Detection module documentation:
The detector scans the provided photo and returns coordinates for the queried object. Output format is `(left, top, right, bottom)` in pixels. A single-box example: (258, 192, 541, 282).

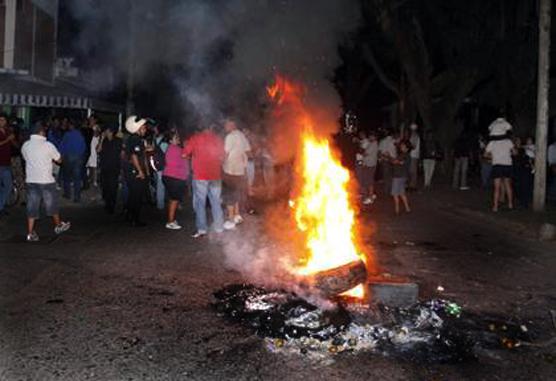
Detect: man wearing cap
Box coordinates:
(21, 123, 71, 242)
(97, 125, 123, 214)
(125, 116, 149, 227)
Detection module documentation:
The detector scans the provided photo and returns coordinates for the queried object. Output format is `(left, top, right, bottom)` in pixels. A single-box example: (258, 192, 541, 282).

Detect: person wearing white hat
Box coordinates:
(124, 115, 149, 227)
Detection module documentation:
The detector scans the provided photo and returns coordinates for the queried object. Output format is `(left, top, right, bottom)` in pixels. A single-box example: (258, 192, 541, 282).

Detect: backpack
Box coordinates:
(150, 141, 166, 172)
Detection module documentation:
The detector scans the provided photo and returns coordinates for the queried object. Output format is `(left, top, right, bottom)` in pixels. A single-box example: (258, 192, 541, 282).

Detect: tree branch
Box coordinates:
(362, 44, 400, 97)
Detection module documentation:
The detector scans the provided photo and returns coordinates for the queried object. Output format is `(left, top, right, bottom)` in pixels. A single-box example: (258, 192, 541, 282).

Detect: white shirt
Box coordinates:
(21, 134, 61, 184)
(361, 139, 378, 167)
(409, 132, 420, 159)
(548, 142, 556, 165)
(485, 139, 514, 166)
(488, 118, 512, 137)
(223, 129, 251, 176)
(87, 135, 100, 167)
(378, 136, 397, 159)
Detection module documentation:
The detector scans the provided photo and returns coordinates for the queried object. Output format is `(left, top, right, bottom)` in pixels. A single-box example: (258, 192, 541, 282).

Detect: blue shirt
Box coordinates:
(60, 129, 86, 157)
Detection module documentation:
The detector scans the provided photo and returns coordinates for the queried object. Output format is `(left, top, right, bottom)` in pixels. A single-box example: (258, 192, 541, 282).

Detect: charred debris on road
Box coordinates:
(212, 283, 537, 363)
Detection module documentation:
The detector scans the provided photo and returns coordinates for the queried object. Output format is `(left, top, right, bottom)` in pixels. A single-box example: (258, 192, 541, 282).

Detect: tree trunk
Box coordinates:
(533, 0, 552, 212)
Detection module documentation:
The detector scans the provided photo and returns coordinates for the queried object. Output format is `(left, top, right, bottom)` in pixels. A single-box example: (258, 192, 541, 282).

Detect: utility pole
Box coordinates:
(126, 0, 136, 116)
(533, 0, 552, 212)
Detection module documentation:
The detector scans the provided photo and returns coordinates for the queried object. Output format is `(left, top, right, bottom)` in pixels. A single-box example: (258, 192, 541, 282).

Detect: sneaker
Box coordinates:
(26, 231, 39, 242)
(459, 186, 470, 191)
(233, 215, 244, 224)
(191, 230, 207, 238)
(214, 228, 224, 234)
(54, 221, 71, 235)
(165, 221, 182, 230)
(362, 197, 372, 205)
(223, 220, 236, 230)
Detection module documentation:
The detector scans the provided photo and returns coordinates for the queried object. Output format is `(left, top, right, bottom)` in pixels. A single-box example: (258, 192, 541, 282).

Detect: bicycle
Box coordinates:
(6, 178, 22, 207)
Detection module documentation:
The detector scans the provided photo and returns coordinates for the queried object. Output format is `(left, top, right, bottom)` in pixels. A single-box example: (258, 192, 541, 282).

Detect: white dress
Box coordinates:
(87, 136, 99, 168)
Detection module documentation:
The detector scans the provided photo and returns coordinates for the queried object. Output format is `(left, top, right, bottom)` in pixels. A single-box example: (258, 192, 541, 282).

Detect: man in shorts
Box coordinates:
(222, 119, 251, 230)
(21, 123, 71, 242)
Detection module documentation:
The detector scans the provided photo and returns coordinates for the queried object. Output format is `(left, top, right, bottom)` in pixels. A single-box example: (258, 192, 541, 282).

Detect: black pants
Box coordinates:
(101, 170, 119, 212)
(127, 177, 147, 223)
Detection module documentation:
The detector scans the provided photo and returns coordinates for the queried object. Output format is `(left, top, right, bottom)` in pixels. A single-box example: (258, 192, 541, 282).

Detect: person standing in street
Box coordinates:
(0, 113, 17, 217)
(421, 131, 442, 188)
(182, 122, 225, 238)
(408, 123, 421, 191)
(87, 125, 101, 187)
(124, 116, 149, 227)
(485, 133, 515, 212)
(222, 119, 251, 230)
(378, 129, 397, 194)
(391, 140, 411, 215)
(356, 131, 378, 204)
(452, 132, 472, 190)
(21, 123, 71, 242)
(97, 125, 122, 214)
(60, 120, 86, 202)
(163, 132, 189, 230)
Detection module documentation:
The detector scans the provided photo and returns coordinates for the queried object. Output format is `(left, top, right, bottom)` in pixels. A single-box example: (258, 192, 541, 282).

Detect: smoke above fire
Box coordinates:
(66, 0, 360, 133)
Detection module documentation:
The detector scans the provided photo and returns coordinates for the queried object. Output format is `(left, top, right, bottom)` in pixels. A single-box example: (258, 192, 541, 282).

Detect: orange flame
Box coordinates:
(267, 74, 367, 299)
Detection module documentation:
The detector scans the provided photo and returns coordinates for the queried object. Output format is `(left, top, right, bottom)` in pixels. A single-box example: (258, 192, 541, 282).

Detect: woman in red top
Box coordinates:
(162, 132, 189, 230)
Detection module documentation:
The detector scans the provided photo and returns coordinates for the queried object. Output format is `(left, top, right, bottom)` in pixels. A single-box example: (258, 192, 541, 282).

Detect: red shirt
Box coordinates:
(0, 128, 12, 166)
(182, 130, 224, 180)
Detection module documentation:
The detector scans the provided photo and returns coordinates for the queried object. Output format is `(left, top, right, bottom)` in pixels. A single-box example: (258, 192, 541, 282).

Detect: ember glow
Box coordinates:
(267, 75, 367, 298)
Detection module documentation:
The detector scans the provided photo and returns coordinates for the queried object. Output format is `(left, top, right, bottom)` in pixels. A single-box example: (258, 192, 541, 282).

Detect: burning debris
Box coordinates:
(213, 284, 533, 363)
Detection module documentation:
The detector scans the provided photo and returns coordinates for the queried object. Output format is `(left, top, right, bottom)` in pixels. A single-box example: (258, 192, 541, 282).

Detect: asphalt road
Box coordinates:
(1, 191, 555, 380)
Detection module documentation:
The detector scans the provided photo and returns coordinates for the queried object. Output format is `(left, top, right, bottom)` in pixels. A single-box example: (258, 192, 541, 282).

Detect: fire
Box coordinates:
(267, 75, 367, 299)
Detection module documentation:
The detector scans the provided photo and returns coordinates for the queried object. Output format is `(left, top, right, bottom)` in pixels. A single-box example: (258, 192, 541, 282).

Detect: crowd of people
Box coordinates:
(352, 115, 556, 214)
(0, 112, 276, 241)
(2, 110, 556, 241)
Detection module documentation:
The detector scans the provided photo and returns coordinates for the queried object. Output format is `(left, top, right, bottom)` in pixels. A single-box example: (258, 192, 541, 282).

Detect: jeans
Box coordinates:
(0, 166, 12, 211)
(63, 155, 83, 201)
(192, 179, 224, 232)
(422, 159, 436, 187)
(156, 171, 165, 210)
(26, 182, 59, 218)
(452, 157, 469, 189)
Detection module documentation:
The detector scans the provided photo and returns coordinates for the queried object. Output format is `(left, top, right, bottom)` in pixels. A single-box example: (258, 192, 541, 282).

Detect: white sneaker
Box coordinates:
(165, 221, 182, 230)
(362, 197, 372, 205)
(191, 230, 207, 238)
(460, 186, 470, 191)
(26, 231, 39, 242)
(54, 221, 71, 235)
(223, 220, 236, 230)
(233, 215, 244, 224)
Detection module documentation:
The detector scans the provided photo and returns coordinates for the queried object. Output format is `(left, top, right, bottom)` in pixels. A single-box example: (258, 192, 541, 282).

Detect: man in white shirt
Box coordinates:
(378, 130, 397, 193)
(21, 123, 71, 242)
(485, 137, 515, 212)
(222, 119, 251, 230)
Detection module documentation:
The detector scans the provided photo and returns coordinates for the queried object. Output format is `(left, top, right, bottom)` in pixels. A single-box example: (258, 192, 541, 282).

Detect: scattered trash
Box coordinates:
(445, 302, 462, 318)
(213, 284, 531, 363)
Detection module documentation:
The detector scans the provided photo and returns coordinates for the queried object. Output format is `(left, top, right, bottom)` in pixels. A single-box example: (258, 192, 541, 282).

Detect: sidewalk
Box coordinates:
(419, 183, 556, 240)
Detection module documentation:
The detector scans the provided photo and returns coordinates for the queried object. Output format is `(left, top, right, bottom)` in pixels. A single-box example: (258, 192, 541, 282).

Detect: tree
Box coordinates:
(533, 0, 552, 212)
